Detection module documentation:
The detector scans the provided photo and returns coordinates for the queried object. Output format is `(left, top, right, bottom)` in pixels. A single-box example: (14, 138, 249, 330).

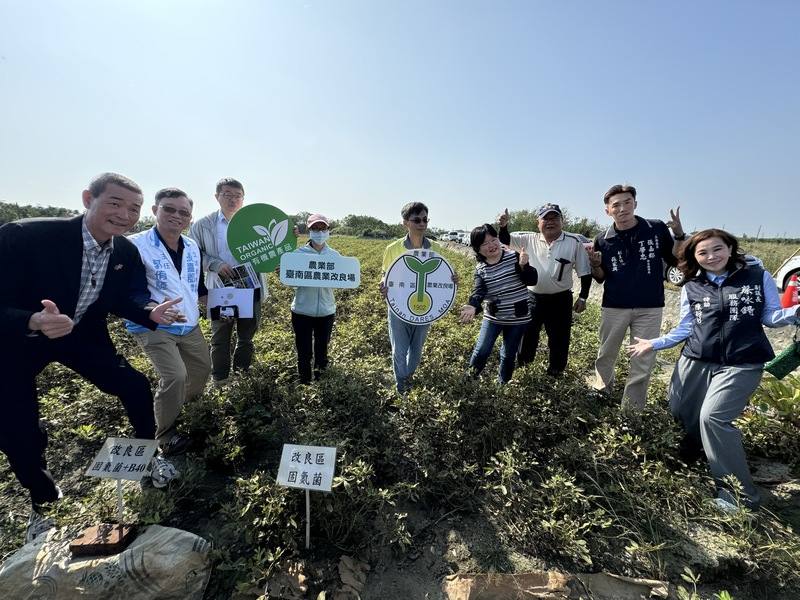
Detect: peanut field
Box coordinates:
(2, 236, 800, 599)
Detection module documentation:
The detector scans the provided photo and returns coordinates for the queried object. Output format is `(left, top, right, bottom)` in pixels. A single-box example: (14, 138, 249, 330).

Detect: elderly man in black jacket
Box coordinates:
(0, 172, 182, 542)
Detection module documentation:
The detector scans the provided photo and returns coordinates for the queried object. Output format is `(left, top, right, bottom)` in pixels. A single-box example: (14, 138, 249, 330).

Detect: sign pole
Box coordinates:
(72, 437, 158, 557)
(305, 489, 311, 550)
(275, 444, 337, 552)
(116, 479, 125, 540)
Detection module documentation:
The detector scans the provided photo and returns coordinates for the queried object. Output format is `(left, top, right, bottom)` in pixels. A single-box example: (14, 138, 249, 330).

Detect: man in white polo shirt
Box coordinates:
(498, 204, 592, 376)
(127, 188, 211, 456)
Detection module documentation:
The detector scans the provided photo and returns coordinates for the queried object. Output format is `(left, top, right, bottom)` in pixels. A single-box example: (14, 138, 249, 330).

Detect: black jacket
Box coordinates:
(0, 215, 156, 341)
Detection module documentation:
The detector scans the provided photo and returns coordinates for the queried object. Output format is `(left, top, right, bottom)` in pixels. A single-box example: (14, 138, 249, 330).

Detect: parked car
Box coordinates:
(774, 248, 800, 291)
(445, 231, 460, 242)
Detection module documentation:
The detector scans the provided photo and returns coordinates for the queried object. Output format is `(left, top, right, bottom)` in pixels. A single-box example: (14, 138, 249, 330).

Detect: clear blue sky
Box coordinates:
(1, 0, 798, 237)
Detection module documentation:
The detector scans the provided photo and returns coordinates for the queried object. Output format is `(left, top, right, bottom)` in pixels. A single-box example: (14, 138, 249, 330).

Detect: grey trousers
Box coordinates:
(668, 355, 763, 507)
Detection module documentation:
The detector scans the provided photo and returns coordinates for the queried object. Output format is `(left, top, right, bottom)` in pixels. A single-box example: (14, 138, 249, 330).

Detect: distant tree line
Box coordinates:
(4, 201, 793, 243)
(503, 208, 603, 239)
(0, 201, 79, 225)
(289, 212, 406, 239)
(740, 235, 800, 245)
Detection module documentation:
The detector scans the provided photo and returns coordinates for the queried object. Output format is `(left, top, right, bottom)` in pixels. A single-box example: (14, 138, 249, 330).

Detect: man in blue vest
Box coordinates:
(127, 188, 211, 457)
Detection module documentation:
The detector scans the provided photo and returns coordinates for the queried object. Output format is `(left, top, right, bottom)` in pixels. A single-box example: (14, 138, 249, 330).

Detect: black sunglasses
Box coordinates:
(408, 216, 429, 224)
(160, 205, 192, 219)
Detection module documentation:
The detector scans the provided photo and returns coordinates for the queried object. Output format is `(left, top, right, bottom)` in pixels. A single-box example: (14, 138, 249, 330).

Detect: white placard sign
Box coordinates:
(385, 250, 457, 324)
(85, 437, 158, 482)
(276, 444, 337, 492)
(279, 252, 361, 288)
(207, 287, 255, 319)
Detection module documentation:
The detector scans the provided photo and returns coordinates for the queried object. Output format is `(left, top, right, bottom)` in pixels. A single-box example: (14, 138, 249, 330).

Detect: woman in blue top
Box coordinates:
(291, 213, 340, 384)
(629, 229, 800, 512)
(460, 224, 538, 383)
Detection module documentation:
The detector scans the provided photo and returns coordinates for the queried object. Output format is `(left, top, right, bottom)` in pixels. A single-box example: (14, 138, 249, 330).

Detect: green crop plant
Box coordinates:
(2, 236, 800, 598)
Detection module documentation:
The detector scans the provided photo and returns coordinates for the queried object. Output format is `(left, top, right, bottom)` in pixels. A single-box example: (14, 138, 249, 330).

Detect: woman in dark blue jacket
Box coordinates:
(628, 229, 800, 512)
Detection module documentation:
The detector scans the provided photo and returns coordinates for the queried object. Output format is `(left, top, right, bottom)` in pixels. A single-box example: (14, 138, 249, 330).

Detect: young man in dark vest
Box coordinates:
(588, 184, 686, 410)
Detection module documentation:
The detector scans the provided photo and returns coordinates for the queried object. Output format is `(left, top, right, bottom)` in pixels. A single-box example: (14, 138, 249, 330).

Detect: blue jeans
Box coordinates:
(388, 310, 431, 392)
(469, 319, 527, 383)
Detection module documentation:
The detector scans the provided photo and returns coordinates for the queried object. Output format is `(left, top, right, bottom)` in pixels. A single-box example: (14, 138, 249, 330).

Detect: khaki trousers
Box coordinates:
(135, 326, 212, 443)
(593, 306, 663, 410)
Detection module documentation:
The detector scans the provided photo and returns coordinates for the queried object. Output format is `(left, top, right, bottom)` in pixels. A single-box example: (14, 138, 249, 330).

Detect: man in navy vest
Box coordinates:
(588, 184, 686, 410)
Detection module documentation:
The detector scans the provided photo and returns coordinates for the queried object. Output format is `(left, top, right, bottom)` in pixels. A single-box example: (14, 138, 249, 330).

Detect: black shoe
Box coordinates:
(678, 435, 704, 465)
(162, 433, 191, 457)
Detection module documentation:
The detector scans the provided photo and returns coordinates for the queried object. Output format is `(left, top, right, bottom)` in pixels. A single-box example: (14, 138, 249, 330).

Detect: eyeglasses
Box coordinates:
(160, 205, 192, 218)
(221, 192, 243, 201)
(407, 216, 429, 224)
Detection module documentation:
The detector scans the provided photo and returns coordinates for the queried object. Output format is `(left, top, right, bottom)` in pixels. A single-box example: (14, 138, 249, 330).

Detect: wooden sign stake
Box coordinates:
(305, 489, 311, 550)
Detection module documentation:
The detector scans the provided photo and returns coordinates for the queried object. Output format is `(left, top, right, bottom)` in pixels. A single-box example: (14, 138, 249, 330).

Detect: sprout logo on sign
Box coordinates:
(385, 250, 456, 324)
(227, 204, 298, 273)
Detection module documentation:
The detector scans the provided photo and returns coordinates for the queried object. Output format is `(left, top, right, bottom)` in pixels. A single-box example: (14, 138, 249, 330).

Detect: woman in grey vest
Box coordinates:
(628, 229, 800, 512)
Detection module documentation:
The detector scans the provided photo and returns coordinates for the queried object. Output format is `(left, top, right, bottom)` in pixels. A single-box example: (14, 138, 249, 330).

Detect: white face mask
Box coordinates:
(309, 230, 330, 244)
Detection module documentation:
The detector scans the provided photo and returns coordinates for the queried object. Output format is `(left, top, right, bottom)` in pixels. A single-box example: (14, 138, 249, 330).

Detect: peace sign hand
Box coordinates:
(667, 206, 685, 238)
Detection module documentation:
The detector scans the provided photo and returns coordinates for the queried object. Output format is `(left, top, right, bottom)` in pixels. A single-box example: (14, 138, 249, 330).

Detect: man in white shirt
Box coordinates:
(189, 178, 266, 384)
(498, 204, 592, 376)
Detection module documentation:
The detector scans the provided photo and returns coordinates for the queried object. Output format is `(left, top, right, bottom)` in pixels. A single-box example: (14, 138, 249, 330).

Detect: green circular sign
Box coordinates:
(226, 204, 298, 273)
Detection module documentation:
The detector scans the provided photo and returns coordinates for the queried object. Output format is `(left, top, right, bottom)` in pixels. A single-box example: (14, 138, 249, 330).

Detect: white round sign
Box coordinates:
(385, 250, 456, 324)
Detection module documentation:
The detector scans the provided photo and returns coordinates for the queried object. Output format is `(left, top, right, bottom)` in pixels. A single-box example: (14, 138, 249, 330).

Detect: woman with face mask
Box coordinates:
(290, 213, 339, 383)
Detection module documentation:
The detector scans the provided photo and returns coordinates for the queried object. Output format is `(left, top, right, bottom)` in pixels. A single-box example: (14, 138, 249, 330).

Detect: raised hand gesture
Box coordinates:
(667, 206, 685, 238)
(29, 299, 74, 339)
(587, 248, 603, 268)
(519, 248, 529, 267)
(497, 208, 509, 228)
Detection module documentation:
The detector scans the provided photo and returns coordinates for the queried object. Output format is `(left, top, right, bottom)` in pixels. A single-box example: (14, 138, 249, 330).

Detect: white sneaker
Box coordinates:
(712, 497, 742, 515)
(26, 485, 62, 543)
(148, 455, 180, 489)
(25, 509, 55, 543)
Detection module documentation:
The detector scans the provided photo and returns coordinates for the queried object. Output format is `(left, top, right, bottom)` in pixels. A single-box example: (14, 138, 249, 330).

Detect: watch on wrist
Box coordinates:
(674, 233, 687, 241)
